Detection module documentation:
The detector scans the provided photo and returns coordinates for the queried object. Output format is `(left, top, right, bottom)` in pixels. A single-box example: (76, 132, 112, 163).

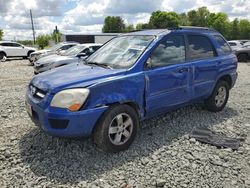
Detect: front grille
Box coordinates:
(49, 118, 69, 129)
(29, 84, 47, 100)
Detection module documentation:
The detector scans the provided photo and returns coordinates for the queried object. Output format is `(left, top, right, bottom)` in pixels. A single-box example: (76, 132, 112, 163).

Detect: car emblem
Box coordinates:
(30, 85, 36, 95)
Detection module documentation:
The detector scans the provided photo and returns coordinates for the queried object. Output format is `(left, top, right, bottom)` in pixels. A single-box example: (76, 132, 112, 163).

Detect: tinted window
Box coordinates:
(188, 35, 216, 60)
(0, 43, 12, 47)
(60, 45, 74, 50)
(11, 43, 21, 47)
(214, 36, 231, 55)
(92, 46, 101, 51)
(228, 42, 236, 46)
(151, 35, 186, 67)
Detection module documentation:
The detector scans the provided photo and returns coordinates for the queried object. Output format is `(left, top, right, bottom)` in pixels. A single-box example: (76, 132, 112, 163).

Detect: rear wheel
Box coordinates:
(93, 104, 139, 152)
(204, 81, 229, 112)
(0, 52, 7, 62)
(237, 53, 249, 62)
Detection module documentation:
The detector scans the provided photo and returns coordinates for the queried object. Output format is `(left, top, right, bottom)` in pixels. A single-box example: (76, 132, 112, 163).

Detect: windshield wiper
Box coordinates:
(85, 61, 113, 69)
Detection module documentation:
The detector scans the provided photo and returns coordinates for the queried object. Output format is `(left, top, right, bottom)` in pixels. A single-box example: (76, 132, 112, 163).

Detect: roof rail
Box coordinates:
(170, 26, 216, 31)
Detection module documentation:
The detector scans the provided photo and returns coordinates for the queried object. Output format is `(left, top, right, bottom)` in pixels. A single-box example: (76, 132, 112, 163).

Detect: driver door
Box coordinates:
(145, 34, 192, 115)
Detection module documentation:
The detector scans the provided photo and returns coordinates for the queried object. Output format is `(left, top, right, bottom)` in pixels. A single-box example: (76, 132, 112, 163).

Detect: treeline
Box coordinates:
(102, 7, 250, 40)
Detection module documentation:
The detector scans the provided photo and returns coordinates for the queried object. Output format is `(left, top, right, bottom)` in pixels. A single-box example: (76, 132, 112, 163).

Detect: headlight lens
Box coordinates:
(51, 88, 90, 111)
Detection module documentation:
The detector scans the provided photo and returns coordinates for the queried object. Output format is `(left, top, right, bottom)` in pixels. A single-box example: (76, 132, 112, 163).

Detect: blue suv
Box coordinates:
(26, 27, 238, 152)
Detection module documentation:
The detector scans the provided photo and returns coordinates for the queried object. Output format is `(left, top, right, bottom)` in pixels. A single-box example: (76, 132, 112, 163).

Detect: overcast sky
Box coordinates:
(0, 0, 249, 40)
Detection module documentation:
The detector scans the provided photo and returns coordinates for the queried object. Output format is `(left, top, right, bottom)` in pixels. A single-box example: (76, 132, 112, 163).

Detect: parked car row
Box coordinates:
(29, 42, 79, 64)
(34, 43, 102, 74)
(26, 27, 238, 152)
(228, 40, 250, 62)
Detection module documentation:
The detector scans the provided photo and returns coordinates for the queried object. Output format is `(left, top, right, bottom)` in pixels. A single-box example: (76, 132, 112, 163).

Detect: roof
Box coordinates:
(78, 43, 103, 47)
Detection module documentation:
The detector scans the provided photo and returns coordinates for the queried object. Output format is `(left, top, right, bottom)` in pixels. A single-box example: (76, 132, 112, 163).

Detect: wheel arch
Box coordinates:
(218, 74, 233, 89)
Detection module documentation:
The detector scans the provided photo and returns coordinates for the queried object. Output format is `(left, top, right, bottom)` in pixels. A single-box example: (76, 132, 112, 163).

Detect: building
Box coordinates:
(61, 33, 120, 44)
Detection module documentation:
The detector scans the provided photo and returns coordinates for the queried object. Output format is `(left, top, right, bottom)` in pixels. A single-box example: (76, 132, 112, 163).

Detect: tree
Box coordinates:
(102, 16, 126, 33)
(208, 13, 230, 39)
(124, 24, 135, 32)
(230, 19, 239, 40)
(149, 11, 180, 28)
(36, 34, 51, 49)
(179, 13, 190, 26)
(136, 23, 150, 30)
(188, 7, 210, 27)
(51, 26, 62, 43)
(0, 29, 3, 40)
(238, 19, 250, 39)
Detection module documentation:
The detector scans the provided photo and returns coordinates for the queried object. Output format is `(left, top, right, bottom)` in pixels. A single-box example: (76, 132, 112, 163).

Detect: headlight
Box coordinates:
(51, 88, 90, 111)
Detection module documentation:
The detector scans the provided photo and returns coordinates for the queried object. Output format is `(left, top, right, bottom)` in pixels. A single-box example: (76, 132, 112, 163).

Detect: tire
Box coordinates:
(0, 52, 7, 62)
(93, 104, 139, 153)
(204, 80, 229, 112)
(237, 53, 249, 62)
(25, 51, 33, 59)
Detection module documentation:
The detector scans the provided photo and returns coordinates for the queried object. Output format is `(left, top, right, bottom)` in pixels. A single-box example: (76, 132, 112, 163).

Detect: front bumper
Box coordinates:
(26, 92, 108, 137)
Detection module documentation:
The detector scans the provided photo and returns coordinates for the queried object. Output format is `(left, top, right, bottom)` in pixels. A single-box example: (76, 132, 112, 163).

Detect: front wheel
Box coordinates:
(204, 81, 229, 112)
(0, 53, 7, 62)
(93, 104, 139, 153)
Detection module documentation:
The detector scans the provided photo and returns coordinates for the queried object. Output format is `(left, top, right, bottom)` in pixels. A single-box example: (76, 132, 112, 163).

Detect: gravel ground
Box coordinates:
(0, 59, 250, 188)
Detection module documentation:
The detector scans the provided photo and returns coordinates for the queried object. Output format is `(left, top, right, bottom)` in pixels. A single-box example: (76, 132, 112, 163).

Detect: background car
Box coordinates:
(29, 42, 78, 64)
(33, 43, 102, 74)
(228, 40, 243, 50)
(0, 41, 36, 62)
(233, 45, 250, 62)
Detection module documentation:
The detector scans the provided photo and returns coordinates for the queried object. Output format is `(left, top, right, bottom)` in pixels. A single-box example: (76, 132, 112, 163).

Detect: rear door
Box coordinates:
(145, 34, 192, 114)
(186, 35, 219, 99)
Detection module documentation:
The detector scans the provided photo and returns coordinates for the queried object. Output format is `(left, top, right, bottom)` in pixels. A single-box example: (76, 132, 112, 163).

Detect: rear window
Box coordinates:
(215, 36, 232, 55)
(187, 35, 216, 61)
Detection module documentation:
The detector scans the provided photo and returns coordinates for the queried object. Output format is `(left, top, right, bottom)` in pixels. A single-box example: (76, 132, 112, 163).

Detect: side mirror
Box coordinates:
(77, 53, 87, 58)
(146, 57, 152, 69)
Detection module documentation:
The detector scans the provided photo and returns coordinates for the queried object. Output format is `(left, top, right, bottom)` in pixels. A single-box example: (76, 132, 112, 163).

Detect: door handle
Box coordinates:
(177, 67, 188, 73)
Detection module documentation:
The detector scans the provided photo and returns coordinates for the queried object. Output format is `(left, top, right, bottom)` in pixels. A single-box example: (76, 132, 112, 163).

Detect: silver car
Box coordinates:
(34, 43, 102, 74)
(29, 42, 79, 64)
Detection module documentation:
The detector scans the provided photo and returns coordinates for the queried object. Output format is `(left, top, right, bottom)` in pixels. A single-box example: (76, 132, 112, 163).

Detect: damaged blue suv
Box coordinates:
(26, 27, 238, 152)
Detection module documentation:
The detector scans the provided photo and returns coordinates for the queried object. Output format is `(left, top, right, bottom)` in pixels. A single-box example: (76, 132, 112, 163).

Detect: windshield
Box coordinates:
(86, 35, 154, 69)
(47, 43, 64, 51)
(60, 45, 86, 56)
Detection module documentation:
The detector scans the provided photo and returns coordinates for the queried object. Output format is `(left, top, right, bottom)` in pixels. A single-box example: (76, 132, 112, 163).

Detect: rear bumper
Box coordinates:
(26, 93, 108, 137)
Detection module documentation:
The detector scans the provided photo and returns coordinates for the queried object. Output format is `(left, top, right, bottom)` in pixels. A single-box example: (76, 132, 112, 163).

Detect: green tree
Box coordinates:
(208, 13, 230, 39)
(124, 24, 135, 32)
(188, 7, 210, 27)
(149, 11, 180, 28)
(36, 34, 51, 49)
(179, 13, 190, 26)
(102, 16, 126, 33)
(51, 26, 62, 43)
(0, 29, 3, 40)
(136, 23, 150, 30)
(17, 40, 33, 46)
(238, 19, 250, 39)
(230, 19, 239, 40)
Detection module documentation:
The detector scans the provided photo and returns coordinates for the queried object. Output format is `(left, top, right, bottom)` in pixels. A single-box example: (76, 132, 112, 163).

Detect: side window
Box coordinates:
(1, 43, 12, 47)
(151, 35, 186, 67)
(92, 46, 101, 51)
(11, 43, 21, 47)
(83, 48, 90, 55)
(187, 35, 216, 61)
(229, 42, 236, 46)
(60, 45, 73, 50)
(214, 35, 231, 55)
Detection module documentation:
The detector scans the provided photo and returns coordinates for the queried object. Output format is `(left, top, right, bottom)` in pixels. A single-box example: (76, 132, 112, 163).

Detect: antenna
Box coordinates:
(30, 9, 36, 44)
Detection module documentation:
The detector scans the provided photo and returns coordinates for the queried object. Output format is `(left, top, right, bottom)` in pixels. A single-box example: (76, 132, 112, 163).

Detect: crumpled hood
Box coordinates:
(35, 54, 76, 66)
(31, 63, 126, 93)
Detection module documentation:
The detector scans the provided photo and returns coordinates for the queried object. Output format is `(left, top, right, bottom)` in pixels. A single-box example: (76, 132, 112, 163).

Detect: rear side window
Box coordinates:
(214, 36, 231, 55)
(187, 35, 216, 61)
(151, 35, 186, 67)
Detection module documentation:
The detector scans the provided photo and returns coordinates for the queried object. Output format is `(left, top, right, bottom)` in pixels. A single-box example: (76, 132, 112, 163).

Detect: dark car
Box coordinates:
(26, 27, 238, 152)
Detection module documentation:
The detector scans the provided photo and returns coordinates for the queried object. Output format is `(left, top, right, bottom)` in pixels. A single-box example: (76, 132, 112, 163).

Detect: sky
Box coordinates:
(0, 0, 249, 40)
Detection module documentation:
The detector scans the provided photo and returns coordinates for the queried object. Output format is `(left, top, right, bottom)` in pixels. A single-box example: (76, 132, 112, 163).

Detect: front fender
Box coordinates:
(85, 72, 146, 118)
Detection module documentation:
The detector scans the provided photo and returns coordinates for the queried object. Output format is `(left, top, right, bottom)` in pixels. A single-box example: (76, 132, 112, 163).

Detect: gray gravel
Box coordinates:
(0, 59, 250, 188)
